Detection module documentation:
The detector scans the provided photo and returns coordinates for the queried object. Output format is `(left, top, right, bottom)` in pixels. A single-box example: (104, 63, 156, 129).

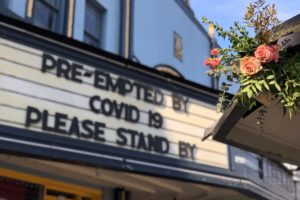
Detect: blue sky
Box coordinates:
(190, 0, 300, 48)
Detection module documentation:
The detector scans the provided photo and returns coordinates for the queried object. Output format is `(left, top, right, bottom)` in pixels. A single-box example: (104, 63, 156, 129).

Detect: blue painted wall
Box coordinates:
(5, 0, 212, 87)
(132, 0, 212, 87)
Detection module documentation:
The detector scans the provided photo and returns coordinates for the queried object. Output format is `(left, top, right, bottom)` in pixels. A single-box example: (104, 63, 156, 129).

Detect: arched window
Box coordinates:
(154, 65, 184, 79)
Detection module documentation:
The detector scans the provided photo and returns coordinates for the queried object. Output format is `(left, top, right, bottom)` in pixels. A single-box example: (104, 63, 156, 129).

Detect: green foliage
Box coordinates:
(202, 0, 300, 118)
(244, 0, 280, 43)
(202, 17, 257, 55)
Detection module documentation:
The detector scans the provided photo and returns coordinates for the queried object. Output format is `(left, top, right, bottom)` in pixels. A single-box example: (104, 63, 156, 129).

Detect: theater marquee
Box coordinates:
(0, 20, 228, 177)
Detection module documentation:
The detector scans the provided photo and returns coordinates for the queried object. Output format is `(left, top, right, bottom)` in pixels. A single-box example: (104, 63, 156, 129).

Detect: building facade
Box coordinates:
(1, 0, 213, 87)
(0, 0, 297, 200)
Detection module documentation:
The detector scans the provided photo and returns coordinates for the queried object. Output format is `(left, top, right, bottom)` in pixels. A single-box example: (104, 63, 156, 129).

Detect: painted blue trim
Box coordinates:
(118, 0, 126, 56)
(129, 0, 134, 59)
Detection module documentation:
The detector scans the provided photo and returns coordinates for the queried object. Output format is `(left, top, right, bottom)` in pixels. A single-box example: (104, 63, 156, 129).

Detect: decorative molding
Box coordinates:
(174, 32, 183, 62)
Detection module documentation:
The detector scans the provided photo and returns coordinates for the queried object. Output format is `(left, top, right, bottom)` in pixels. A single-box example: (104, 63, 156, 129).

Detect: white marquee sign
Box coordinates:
(0, 38, 227, 168)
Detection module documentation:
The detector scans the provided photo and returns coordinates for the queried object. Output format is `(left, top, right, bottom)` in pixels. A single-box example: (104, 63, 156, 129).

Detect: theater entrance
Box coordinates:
(0, 167, 102, 200)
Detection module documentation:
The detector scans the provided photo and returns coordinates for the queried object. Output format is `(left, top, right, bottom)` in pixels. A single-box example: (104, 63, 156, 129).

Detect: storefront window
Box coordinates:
(84, 1, 103, 47)
(0, 176, 43, 200)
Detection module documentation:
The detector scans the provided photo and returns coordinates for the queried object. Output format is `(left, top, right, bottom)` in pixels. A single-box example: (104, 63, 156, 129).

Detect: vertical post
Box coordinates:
(114, 188, 131, 200)
(119, 0, 133, 59)
(26, 0, 34, 18)
(208, 24, 219, 89)
(67, 0, 75, 38)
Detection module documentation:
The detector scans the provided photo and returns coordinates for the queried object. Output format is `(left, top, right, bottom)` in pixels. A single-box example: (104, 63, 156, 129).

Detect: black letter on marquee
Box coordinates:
(94, 70, 108, 90)
(179, 141, 188, 158)
(42, 110, 55, 132)
(127, 105, 140, 123)
(71, 63, 83, 83)
(122, 79, 133, 95)
(148, 111, 163, 128)
(160, 137, 170, 154)
(68, 117, 80, 136)
(25, 106, 42, 127)
(94, 122, 106, 142)
(116, 128, 127, 146)
(101, 98, 113, 116)
(136, 132, 147, 150)
(42, 54, 56, 73)
(57, 58, 71, 79)
(178, 141, 196, 159)
(172, 93, 189, 113)
(89, 95, 101, 114)
(54, 112, 68, 134)
(154, 89, 164, 105)
(81, 120, 94, 139)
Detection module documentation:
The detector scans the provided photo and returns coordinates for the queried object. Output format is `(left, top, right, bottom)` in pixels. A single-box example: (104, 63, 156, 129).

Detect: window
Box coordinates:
(32, 0, 67, 33)
(0, 0, 8, 7)
(84, 1, 103, 47)
(174, 32, 183, 61)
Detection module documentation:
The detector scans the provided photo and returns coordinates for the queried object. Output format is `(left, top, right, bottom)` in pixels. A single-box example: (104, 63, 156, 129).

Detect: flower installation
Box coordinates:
(203, 0, 300, 118)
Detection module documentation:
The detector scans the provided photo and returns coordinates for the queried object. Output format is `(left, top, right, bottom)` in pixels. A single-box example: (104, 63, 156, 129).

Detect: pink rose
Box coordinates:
(271, 45, 280, 62)
(204, 58, 212, 66)
(211, 48, 220, 56)
(210, 58, 221, 67)
(254, 45, 274, 63)
(204, 58, 221, 68)
(240, 56, 262, 76)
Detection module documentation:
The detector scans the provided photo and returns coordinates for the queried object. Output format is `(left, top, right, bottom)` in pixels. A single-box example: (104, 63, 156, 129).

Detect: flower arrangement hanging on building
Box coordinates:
(202, 0, 300, 118)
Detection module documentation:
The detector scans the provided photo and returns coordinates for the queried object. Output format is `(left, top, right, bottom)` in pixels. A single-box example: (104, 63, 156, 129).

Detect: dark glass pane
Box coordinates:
(0, 176, 43, 200)
(33, 0, 55, 30)
(84, 3, 100, 38)
(84, 33, 99, 47)
(44, 0, 57, 7)
(1, 0, 8, 7)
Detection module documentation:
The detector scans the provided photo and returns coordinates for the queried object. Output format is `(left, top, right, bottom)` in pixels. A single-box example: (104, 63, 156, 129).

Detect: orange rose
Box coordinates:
(210, 48, 219, 56)
(271, 45, 280, 62)
(254, 45, 274, 63)
(240, 56, 262, 76)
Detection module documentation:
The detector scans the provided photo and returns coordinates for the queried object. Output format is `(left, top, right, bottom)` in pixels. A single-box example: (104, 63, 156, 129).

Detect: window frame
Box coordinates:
(30, 0, 68, 34)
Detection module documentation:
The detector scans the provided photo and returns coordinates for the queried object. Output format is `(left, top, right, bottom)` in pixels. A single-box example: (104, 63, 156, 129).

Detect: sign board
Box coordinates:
(0, 36, 227, 168)
(0, 18, 228, 178)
